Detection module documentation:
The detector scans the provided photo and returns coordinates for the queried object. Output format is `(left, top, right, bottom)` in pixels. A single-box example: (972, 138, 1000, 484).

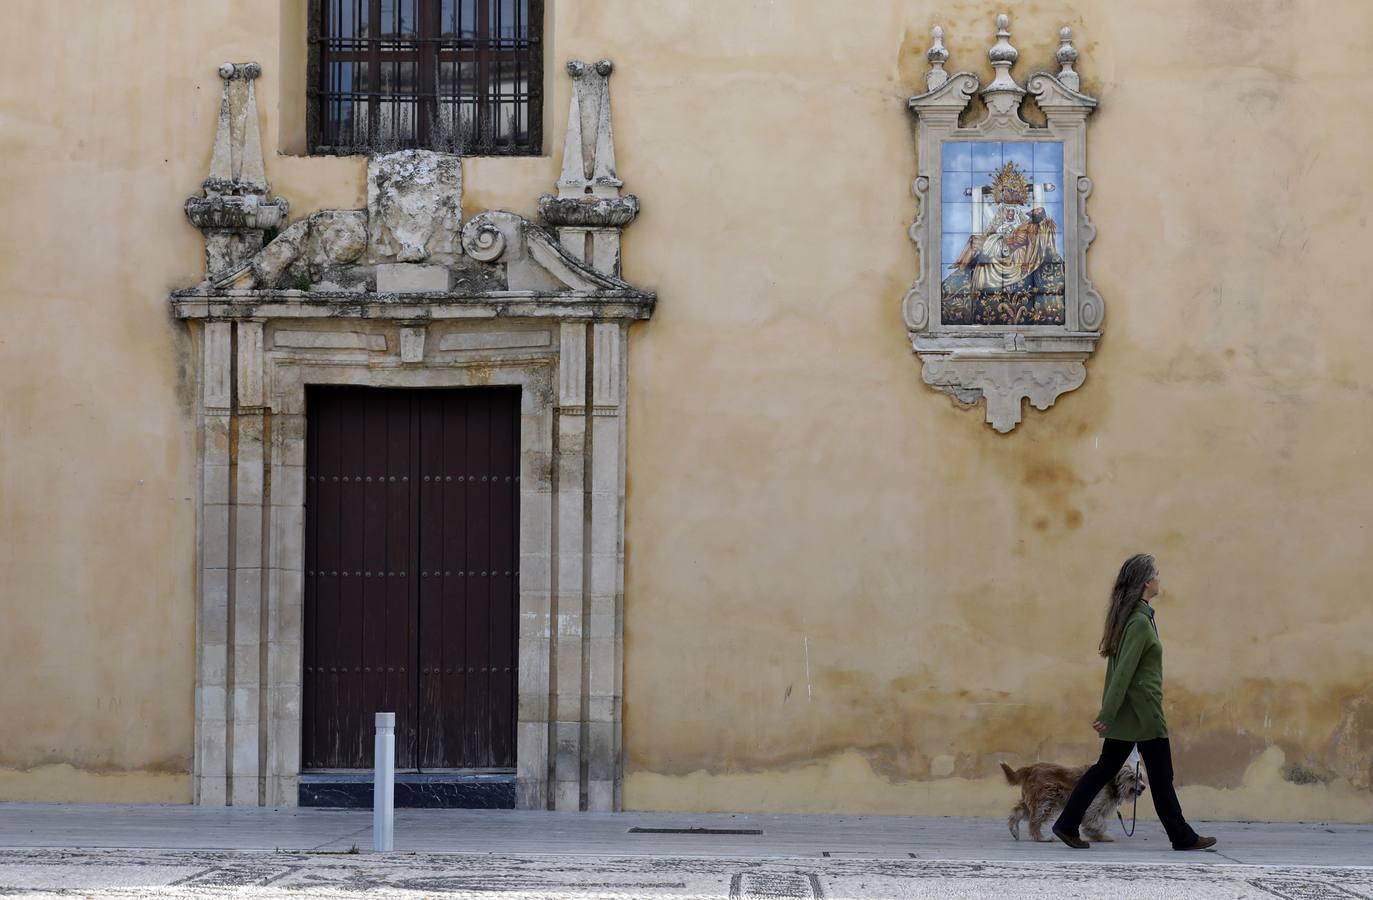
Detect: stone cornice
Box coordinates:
(170, 289, 656, 322)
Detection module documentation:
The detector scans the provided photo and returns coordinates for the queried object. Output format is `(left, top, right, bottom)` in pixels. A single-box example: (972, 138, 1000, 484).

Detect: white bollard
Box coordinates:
(373, 712, 395, 852)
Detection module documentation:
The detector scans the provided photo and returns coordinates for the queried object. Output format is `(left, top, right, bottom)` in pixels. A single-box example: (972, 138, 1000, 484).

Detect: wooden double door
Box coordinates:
(302, 386, 520, 770)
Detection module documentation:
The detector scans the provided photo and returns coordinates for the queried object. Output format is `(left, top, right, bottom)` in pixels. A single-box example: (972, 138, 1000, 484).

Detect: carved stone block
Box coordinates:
(376, 263, 451, 293)
(398, 326, 427, 363)
(242, 209, 367, 289)
(920, 353, 1087, 433)
(367, 150, 463, 263)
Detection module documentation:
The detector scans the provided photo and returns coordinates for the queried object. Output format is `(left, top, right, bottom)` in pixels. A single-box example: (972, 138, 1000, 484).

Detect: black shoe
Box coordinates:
(1052, 824, 1090, 849)
(1175, 835, 1217, 851)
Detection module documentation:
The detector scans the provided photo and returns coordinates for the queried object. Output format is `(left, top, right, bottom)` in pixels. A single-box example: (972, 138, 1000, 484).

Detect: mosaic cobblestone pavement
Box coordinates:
(1, 848, 1371, 899)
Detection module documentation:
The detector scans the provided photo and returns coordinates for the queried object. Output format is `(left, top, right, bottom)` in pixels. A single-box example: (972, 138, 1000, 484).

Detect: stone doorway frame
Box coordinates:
(176, 56, 648, 810)
(179, 308, 642, 810)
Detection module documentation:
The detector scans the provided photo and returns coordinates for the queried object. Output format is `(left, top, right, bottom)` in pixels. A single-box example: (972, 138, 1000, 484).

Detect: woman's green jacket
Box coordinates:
(1097, 601, 1168, 742)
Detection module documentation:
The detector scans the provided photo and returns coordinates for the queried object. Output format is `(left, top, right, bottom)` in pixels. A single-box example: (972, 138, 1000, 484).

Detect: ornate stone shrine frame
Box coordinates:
(174, 61, 650, 810)
(902, 14, 1102, 432)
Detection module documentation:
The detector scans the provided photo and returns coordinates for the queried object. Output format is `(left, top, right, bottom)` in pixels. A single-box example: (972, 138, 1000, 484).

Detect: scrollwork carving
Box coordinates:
(460, 211, 529, 264)
(1076, 176, 1104, 331)
(461, 216, 510, 262)
(1027, 72, 1097, 111)
(922, 356, 1087, 433)
(907, 175, 930, 248)
(217, 62, 260, 81)
(903, 290, 930, 332)
(902, 175, 932, 331)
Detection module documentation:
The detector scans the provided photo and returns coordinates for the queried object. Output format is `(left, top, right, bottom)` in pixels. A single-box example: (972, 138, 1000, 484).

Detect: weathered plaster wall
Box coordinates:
(2, 0, 1370, 819)
(607, 0, 1373, 822)
(0, 0, 554, 803)
(0, 0, 358, 803)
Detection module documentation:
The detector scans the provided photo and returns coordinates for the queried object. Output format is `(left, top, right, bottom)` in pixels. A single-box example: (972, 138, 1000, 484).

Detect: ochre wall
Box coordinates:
(1, 0, 1369, 820)
(613, 0, 1373, 822)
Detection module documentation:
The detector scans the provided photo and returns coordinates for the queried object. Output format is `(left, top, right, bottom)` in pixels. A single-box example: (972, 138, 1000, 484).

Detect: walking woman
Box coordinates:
(1052, 554, 1217, 850)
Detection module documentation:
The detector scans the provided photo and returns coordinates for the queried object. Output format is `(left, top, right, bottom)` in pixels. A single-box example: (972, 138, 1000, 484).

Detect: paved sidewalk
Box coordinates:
(0, 804, 1368, 898)
(1, 804, 1369, 867)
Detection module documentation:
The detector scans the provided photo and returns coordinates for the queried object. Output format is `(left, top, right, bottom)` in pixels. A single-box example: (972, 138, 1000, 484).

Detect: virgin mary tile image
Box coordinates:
(940, 141, 1066, 325)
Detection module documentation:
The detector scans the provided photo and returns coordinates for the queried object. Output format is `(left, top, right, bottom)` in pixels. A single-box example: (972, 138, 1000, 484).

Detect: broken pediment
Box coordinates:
(179, 60, 651, 310)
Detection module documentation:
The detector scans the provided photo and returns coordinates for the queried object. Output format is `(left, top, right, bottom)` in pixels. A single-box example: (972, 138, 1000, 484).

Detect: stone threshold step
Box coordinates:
(299, 772, 515, 809)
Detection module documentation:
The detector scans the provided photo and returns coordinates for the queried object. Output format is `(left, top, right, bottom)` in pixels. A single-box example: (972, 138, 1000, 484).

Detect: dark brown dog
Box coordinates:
(1001, 761, 1146, 842)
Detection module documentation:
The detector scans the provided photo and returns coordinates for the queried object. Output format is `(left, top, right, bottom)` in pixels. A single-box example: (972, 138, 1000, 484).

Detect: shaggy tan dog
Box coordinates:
(1001, 761, 1146, 843)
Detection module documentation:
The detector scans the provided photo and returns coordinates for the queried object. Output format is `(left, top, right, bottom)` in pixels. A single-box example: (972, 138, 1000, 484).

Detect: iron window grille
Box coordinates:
(309, 0, 543, 156)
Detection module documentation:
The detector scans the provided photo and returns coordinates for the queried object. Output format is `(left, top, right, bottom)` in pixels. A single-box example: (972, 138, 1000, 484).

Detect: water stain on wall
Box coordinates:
(629, 669, 1373, 802)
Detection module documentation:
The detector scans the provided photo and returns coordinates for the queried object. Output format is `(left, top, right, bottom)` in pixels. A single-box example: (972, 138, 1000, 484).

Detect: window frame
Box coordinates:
(306, 0, 545, 157)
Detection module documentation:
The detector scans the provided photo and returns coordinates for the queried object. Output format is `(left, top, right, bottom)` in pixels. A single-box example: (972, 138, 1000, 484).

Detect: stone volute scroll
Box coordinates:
(902, 15, 1102, 432)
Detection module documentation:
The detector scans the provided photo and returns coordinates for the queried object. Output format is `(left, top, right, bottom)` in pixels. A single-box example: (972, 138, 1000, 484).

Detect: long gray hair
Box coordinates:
(1099, 553, 1156, 658)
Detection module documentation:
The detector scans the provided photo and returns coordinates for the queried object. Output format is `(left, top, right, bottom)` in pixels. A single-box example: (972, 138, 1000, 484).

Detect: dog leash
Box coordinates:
(1116, 757, 1141, 837)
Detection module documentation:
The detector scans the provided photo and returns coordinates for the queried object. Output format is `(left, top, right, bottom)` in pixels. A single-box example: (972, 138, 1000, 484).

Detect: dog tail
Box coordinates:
(1000, 762, 1022, 785)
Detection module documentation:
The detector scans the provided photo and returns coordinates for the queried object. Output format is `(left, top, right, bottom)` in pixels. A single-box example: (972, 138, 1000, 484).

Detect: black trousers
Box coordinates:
(1054, 737, 1199, 848)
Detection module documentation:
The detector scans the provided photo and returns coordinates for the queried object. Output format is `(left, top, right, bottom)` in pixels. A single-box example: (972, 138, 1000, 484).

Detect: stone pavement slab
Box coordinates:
(0, 847, 1372, 898)
(0, 805, 1368, 868)
(0, 805, 1369, 898)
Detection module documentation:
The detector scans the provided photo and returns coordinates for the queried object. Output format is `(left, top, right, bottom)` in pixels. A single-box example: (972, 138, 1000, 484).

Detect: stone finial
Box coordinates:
(1056, 26, 1081, 91)
(539, 58, 640, 277)
(981, 13, 1026, 117)
(205, 62, 267, 193)
(926, 25, 949, 91)
(553, 58, 623, 201)
(185, 62, 287, 278)
(986, 13, 1019, 82)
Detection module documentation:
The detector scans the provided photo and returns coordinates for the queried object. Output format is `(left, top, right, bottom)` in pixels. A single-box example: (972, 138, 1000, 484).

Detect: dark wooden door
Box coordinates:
(303, 386, 519, 770)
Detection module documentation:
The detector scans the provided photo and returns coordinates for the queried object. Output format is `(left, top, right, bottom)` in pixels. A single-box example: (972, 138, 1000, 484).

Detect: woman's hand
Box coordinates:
(1091, 719, 1108, 734)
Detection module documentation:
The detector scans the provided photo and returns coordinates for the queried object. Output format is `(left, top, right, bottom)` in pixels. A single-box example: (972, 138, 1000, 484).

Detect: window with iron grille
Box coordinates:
(310, 0, 543, 155)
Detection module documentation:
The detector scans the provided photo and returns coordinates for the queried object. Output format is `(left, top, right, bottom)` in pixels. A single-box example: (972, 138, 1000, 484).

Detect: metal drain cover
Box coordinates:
(1251, 879, 1364, 900)
(730, 871, 822, 899)
(627, 826, 763, 835)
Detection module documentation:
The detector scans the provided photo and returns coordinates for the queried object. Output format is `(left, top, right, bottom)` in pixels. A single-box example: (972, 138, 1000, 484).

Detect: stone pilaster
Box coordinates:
(586, 322, 626, 810)
(196, 322, 233, 806)
(195, 319, 282, 807)
(230, 322, 266, 806)
(266, 404, 305, 808)
(515, 391, 554, 810)
(552, 322, 588, 810)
